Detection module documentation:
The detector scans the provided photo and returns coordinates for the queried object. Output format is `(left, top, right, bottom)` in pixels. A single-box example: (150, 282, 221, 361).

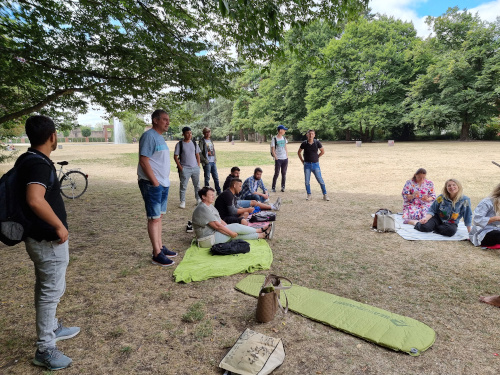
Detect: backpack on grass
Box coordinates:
(0, 153, 53, 246)
(211, 239, 250, 255)
(249, 211, 276, 223)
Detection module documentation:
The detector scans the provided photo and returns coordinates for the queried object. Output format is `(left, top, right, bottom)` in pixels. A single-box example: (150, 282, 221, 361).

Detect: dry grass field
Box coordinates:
(1, 140, 500, 375)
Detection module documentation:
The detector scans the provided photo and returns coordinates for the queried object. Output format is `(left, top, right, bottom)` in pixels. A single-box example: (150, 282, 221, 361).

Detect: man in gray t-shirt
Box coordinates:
(174, 126, 201, 209)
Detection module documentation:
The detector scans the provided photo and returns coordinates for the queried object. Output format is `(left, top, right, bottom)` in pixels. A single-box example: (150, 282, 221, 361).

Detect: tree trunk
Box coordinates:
(345, 129, 351, 141)
(239, 128, 244, 142)
(460, 121, 470, 141)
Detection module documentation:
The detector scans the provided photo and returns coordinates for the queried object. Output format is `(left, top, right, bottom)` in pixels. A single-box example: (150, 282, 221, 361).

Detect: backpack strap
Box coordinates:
(177, 140, 183, 164)
(19, 152, 56, 191)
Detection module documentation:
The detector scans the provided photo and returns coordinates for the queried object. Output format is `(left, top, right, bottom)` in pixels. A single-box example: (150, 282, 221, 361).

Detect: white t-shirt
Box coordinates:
(273, 135, 288, 160)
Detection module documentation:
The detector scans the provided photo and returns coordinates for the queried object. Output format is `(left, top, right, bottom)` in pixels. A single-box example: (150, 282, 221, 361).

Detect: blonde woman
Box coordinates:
(469, 183, 500, 247)
(407, 179, 472, 237)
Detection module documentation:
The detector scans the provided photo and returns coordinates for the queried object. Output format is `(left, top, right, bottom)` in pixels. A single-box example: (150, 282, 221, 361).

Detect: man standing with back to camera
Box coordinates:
(17, 115, 80, 370)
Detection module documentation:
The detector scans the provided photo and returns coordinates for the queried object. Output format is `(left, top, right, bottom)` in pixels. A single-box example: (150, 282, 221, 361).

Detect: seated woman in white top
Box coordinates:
(192, 186, 274, 244)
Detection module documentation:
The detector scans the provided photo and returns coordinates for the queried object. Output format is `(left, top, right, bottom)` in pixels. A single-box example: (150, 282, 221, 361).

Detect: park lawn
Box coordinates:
(1, 140, 500, 374)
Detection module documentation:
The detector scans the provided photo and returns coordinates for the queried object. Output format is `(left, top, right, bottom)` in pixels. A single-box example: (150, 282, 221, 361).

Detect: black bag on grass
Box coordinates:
(249, 211, 276, 223)
(211, 240, 250, 255)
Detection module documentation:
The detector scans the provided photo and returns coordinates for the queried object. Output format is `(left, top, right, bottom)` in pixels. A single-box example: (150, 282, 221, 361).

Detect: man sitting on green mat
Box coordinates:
(192, 187, 275, 243)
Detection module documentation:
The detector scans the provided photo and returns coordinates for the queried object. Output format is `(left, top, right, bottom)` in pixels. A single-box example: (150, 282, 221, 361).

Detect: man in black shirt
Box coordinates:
(298, 129, 329, 201)
(17, 115, 79, 370)
(214, 178, 254, 224)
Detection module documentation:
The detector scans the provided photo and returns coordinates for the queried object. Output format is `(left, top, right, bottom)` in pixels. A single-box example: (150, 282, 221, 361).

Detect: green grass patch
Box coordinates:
(182, 301, 205, 323)
(194, 320, 213, 340)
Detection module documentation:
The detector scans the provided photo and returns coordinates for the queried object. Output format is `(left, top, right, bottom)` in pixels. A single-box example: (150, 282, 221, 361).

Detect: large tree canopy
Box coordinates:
(0, 0, 368, 129)
(405, 8, 500, 140)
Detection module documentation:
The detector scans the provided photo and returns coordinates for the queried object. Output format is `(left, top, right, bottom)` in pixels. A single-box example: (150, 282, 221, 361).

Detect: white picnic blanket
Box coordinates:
(394, 214, 469, 241)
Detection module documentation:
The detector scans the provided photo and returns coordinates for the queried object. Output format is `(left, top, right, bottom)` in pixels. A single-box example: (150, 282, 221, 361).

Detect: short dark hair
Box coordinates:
(307, 129, 315, 134)
(182, 126, 191, 134)
(25, 115, 56, 146)
(198, 186, 215, 199)
(230, 166, 240, 173)
(229, 178, 242, 188)
(151, 109, 168, 124)
(254, 167, 263, 175)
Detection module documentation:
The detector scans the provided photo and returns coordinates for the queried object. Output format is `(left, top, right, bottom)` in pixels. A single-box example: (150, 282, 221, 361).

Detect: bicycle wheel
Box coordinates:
(60, 171, 88, 199)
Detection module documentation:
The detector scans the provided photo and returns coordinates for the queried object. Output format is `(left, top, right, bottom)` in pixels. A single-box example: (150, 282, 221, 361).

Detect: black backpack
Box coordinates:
(211, 239, 250, 255)
(249, 211, 276, 223)
(0, 153, 54, 246)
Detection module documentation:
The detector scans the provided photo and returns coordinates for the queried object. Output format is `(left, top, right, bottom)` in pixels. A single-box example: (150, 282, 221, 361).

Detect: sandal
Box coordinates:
(264, 222, 275, 240)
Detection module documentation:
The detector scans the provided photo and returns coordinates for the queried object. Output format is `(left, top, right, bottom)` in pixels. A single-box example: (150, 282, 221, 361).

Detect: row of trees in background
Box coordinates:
(1, 2, 498, 143)
(176, 8, 500, 142)
(0, 0, 367, 137)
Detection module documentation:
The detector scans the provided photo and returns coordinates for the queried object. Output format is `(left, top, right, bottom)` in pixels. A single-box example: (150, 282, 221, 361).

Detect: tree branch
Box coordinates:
(0, 86, 99, 125)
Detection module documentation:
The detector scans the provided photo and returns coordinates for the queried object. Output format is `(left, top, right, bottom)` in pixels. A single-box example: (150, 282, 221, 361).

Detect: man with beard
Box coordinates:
(223, 166, 280, 210)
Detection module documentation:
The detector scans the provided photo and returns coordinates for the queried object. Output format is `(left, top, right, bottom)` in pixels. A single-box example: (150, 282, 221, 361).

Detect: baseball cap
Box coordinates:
(277, 125, 288, 131)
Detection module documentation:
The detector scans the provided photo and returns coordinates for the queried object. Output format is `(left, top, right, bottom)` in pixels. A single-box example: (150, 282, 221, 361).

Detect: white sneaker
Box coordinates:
(306, 194, 312, 200)
(179, 201, 186, 209)
(323, 195, 330, 201)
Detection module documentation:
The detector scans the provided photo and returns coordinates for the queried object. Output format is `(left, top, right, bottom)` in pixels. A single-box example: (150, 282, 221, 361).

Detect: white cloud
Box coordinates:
(77, 107, 108, 126)
(369, 0, 432, 37)
(368, 0, 500, 38)
(470, 0, 500, 23)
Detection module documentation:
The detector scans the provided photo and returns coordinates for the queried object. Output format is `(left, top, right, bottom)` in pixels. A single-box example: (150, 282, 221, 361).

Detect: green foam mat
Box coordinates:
(173, 240, 273, 283)
(235, 275, 436, 356)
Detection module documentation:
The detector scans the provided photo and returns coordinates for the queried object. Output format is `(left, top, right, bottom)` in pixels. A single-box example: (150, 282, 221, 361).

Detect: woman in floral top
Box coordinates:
(407, 178, 472, 237)
(402, 168, 436, 222)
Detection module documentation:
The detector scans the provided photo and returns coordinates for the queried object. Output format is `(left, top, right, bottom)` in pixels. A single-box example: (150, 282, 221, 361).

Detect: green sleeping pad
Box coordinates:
(235, 274, 436, 356)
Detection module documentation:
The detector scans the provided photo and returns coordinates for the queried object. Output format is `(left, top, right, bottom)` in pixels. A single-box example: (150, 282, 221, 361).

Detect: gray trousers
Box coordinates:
(25, 237, 69, 351)
(179, 166, 201, 202)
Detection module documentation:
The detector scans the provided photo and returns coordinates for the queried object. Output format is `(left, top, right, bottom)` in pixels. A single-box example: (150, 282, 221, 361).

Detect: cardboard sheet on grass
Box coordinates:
(236, 275, 436, 356)
(394, 214, 469, 241)
(173, 240, 272, 283)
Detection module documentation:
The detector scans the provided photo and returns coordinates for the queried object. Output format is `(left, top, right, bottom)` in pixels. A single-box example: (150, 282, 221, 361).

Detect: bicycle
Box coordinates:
(56, 161, 88, 199)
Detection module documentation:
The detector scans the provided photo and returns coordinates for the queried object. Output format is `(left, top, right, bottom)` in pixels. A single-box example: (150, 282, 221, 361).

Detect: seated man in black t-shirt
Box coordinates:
(215, 178, 254, 225)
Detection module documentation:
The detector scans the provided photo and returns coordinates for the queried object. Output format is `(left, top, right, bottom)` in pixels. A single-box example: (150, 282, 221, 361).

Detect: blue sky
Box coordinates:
(414, 0, 486, 17)
(78, 0, 500, 125)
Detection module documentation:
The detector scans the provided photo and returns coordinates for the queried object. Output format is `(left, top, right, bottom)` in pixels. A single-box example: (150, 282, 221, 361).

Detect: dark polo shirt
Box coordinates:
(17, 148, 67, 241)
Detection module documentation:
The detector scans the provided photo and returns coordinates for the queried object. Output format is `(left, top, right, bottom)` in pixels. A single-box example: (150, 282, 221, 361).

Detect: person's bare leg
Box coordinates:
(147, 217, 162, 256)
(406, 219, 418, 225)
(241, 218, 248, 226)
(479, 295, 500, 307)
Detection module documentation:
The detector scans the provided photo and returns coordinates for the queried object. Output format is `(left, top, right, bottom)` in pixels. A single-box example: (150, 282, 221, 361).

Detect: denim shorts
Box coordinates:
(138, 179, 169, 219)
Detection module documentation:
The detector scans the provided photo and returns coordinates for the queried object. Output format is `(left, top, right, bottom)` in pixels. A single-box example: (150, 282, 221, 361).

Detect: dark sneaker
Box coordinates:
(54, 321, 80, 342)
(186, 220, 193, 233)
(271, 188, 276, 193)
(152, 252, 175, 266)
(281, 187, 285, 192)
(33, 347, 72, 370)
(161, 246, 177, 258)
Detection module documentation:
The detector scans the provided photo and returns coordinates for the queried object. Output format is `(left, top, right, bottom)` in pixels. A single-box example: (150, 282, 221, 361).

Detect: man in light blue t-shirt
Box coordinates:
(137, 110, 177, 267)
